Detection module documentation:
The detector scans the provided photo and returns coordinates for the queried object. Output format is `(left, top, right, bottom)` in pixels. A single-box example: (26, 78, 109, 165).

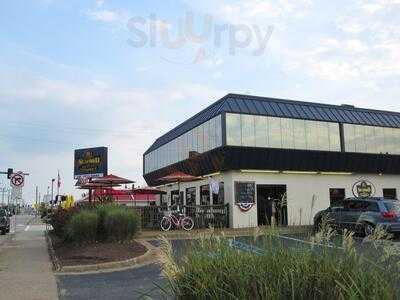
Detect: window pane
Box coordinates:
(293, 119, 306, 150)
(197, 123, 204, 153)
(365, 126, 376, 153)
(187, 130, 193, 154)
(354, 125, 366, 153)
(186, 187, 197, 206)
(209, 117, 216, 150)
(215, 115, 222, 147)
(317, 122, 329, 151)
(200, 185, 210, 205)
(328, 123, 341, 151)
(255, 116, 267, 147)
(394, 129, 400, 155)
(344, 124, 355, 152)
(375, 126, 385, 153)
(281, 118, 294, 149)
(268, 117, 282, 148)
(226, 113, 242, 146)
(241, 114, 255, 146)
(203, 121, 210, 152)
(384, 128, 395, 154)
(305, 120, 318, 150)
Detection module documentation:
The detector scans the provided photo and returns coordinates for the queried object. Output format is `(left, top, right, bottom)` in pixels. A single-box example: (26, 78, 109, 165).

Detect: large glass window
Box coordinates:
(203, 120, 210, 152)
(226, 113, 241, 146)
(344, 124, 400, 155)
(317, 122, 329, 151)
(226, 113, 341, 153)
(241, 114, 256, 146)
(144, 115, 223, 174)
(293, 119, 307, 150)
(305, 120, 318, 150)
(212, 182, 224, 205)
(255, 116, 268, 147)
(269, 117, 282, 148)
(281, 118, 294, 149)
(186, 187, 197, 206)
(200, 185, 211, 205)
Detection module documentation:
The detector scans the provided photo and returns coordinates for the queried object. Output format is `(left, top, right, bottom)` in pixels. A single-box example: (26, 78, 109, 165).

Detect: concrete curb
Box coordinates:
(45, 230, 62, 272)
(137, 225, 313, 240)
(45, 232, 160, 275)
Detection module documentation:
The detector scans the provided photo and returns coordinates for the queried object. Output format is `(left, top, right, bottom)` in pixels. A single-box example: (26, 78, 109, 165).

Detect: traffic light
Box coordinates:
(7, 168, 13, 179)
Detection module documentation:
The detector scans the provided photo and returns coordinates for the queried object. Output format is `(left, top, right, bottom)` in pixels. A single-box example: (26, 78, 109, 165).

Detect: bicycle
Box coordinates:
(160, 211, 194, 231)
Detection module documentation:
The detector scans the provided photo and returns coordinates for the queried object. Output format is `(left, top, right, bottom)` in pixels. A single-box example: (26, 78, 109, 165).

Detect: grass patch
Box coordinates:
(161, 224, 400, 299)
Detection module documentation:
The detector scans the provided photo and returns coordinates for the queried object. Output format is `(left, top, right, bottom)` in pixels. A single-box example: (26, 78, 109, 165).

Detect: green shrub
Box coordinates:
(94, 204, 115, 241)
(103, 207, 140, 242)
(48, 207, 80, 238)
(162, 230, 399, 300)
(65, 210, 99, 244)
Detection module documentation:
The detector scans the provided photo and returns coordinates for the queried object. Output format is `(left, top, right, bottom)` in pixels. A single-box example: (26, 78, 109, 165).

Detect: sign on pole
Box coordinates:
(10, 172, 25, 188)
(74, 147, 108, 179)
(11, 186, 22, 205)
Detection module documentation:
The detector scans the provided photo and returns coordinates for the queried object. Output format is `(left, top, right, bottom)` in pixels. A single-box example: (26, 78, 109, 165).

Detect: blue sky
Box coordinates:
(0, 0, 399, 202)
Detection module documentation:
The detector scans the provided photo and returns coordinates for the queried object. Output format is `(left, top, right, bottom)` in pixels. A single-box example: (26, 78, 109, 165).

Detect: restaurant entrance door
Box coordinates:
(257, 185, 287, 226)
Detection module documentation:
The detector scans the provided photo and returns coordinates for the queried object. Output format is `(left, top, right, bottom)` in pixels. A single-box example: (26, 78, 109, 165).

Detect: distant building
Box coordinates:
(143, 94, 400, 228)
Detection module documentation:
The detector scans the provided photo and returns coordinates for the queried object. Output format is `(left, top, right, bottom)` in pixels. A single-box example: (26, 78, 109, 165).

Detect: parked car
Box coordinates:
(314, 197, 400, 236)
(0, 208, 11, 235)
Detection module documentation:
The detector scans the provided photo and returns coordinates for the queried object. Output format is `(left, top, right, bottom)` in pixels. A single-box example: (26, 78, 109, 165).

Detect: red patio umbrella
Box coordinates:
(77, 182, 121, 202)
(157, 172, 199, 205)
(91, 174, 135, 198)
(134, 187, 167, 195)
(91, 174, 135, 185)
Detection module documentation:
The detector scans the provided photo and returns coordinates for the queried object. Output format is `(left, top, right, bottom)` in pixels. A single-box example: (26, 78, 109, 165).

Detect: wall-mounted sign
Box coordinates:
(74, 147, 108, 179)
(352, 180, 375, 198)
(235, 181, 255, 212)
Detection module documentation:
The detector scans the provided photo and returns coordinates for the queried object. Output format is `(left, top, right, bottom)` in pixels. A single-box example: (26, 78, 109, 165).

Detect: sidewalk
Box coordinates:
(0, 216, 59, 300)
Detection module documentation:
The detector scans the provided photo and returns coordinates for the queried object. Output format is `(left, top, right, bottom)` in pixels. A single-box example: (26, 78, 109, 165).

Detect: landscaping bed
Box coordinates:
(49, 231, 146, 266)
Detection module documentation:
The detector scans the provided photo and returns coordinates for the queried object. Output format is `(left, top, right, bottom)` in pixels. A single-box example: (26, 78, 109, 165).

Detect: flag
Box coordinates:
(57, 170, 61, 188)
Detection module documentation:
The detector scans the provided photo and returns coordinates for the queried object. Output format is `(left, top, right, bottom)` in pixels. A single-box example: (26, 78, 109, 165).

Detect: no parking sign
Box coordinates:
(10, 172, 25, 188)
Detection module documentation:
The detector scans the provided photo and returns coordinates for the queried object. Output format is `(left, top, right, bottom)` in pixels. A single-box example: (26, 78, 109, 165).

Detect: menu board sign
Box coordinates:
(235, 181, 255, 204)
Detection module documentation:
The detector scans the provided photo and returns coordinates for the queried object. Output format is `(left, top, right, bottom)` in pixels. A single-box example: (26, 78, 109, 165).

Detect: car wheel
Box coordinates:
(6, 226, 10, 233)
(364, 223, 375, 236)
(0, 229, 5, 235)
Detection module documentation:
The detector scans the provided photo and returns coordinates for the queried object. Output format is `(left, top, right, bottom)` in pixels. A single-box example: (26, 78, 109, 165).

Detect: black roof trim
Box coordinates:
(144, 93, 400, 154)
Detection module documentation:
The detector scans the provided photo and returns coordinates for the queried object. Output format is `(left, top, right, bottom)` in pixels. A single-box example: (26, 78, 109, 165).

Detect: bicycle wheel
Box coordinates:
(181, 217, 194, 231)
(160, 217, 172, 231)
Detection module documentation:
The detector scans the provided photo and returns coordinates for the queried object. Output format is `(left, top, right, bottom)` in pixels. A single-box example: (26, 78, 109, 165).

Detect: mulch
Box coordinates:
(49, 232, 147, 266)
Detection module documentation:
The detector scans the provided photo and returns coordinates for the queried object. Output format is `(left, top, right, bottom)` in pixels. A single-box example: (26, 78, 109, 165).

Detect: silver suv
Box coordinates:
(314, 197, 400, 236)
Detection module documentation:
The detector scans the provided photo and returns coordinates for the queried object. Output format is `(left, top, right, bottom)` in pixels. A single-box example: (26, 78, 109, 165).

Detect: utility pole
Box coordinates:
(1, 187, 5, 206)
(35, 186, 38, 216)
(51, 179, 55, 206)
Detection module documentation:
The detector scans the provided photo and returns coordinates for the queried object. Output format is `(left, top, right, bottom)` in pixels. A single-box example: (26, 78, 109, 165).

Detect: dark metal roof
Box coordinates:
(144, 93, 400, 154)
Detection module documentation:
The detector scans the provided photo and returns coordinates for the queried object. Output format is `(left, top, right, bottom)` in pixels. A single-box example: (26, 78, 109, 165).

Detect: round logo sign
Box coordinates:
(352, 180, 375, 198)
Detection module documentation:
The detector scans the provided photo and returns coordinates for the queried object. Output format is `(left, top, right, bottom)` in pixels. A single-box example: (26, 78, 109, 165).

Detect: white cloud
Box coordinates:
(87, 9, 120, 23)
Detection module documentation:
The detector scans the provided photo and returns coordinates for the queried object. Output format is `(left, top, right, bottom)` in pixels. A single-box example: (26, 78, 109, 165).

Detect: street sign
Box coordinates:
(11, 186, 22, 204)
(10, 172, 25, 188)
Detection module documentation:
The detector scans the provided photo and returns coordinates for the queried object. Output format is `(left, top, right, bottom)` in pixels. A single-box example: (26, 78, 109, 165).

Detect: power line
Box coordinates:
(4, 121, 160, 137)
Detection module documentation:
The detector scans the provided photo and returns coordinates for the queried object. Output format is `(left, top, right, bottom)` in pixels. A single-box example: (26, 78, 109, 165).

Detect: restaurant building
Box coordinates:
(143, 94, 400, 228)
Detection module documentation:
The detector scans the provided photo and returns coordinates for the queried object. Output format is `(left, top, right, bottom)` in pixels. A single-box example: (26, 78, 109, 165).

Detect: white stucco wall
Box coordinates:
(230, 171, 400, 227)
(157, 171, 400, 229)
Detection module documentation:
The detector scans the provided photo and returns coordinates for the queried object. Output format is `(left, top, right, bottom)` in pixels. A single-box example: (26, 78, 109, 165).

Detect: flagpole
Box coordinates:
(57, 170, 60, 197)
